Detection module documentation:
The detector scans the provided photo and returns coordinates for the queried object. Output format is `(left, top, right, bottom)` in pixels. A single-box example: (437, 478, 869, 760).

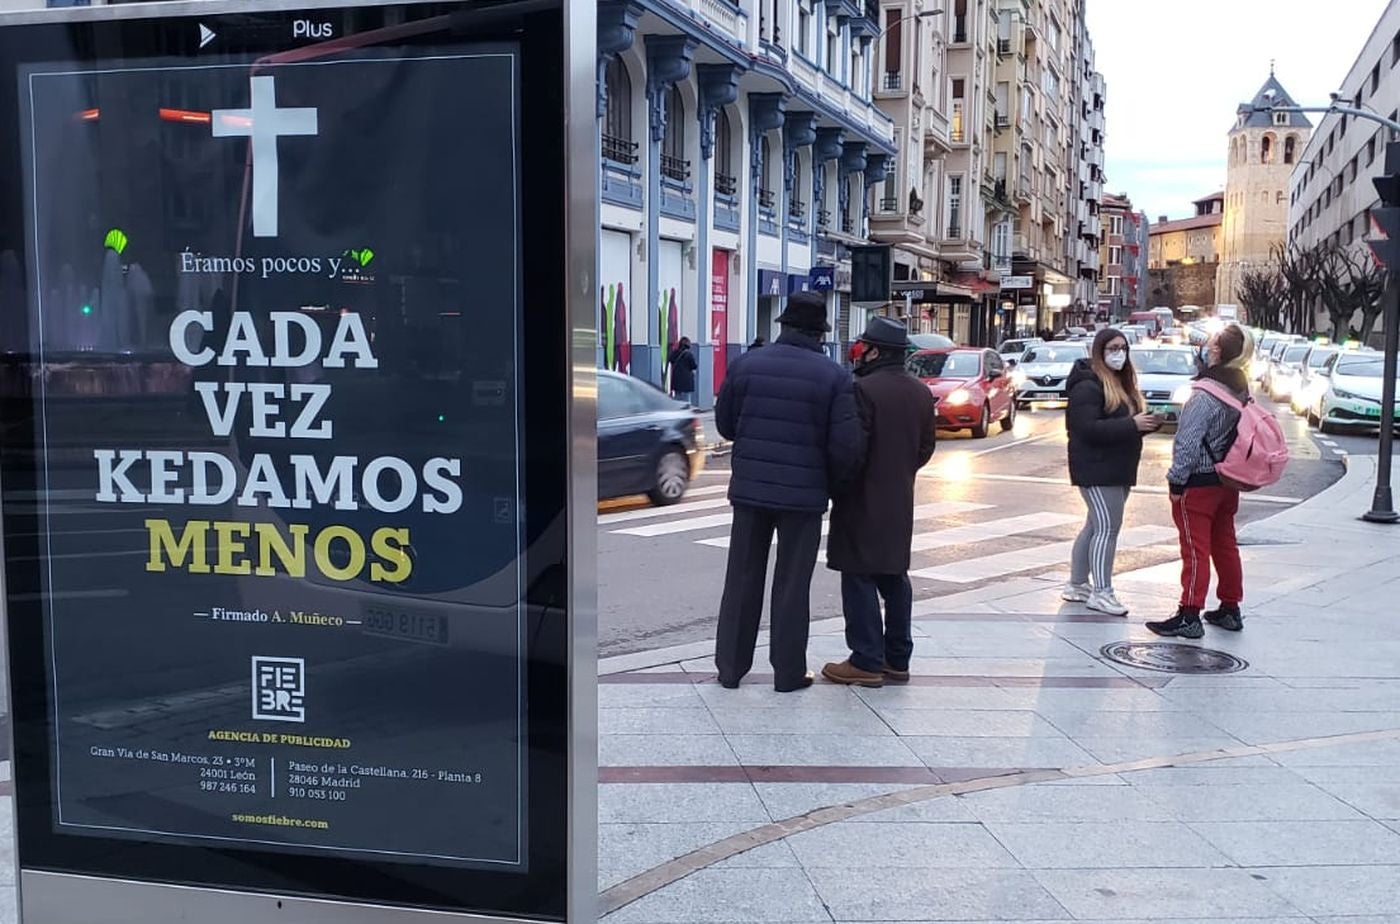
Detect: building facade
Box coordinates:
(1217, 72, 1312, 306)
(1097, 192, 1146, 319)
(1148, 192, 1223, 309)
(598, 0, 897, 406)
(864, 0, 1106, 345)
(1288, 2, 1400, 259)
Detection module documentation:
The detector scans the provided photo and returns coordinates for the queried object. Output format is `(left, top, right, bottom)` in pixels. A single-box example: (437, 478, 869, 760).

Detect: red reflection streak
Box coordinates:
(158, 107, 212, 125)
(75, 108, 100, 122)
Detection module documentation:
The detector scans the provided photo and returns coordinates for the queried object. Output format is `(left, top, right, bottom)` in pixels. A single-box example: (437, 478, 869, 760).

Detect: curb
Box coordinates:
(1238, 452, 1378, 543)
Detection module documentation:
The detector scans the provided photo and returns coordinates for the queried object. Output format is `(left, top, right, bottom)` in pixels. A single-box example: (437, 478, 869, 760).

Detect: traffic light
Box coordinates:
(849, 245, 891, 303)
(1368, 142, 1400, 270)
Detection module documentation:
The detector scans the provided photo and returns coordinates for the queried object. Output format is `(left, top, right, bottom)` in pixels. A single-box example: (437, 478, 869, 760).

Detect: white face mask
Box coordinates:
(1104, 350, 1127, 371)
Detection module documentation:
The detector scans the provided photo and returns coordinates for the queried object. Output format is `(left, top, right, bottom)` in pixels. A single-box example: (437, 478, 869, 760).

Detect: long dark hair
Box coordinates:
(1089, 327, 1144, 415)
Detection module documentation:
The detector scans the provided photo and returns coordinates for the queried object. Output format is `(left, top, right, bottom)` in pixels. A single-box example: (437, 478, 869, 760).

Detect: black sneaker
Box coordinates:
(1146, 607, 1204, 639)
(1203, 603, 1244, 632)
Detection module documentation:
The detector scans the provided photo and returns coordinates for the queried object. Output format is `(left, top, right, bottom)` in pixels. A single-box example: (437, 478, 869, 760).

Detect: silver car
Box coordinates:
(1133, 346, 1199, 425)
(1012, 342, 1089, 406)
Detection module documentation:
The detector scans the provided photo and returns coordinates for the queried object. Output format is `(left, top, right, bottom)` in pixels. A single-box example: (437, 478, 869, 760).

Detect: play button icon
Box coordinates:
(198, 23, 216, 49)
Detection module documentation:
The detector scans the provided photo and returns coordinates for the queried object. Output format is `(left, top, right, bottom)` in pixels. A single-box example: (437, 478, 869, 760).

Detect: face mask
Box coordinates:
(1104, 350, 1127, 371)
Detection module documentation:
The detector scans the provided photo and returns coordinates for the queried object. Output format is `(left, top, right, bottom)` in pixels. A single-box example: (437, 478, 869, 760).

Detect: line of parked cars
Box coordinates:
(1255, 332, 1398, 434)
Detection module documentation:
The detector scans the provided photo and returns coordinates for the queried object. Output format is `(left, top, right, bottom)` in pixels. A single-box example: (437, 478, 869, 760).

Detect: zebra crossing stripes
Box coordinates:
(908, 524, 1179, 584)
(612, 513, 735, 537)
(906, 512, 1082, 552)
(690, 501, 994, 550)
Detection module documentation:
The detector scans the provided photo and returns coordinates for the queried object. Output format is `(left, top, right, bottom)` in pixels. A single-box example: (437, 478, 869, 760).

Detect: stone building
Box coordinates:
(1217, 71, 1312, 306)
(1148, 192, 1223, 309)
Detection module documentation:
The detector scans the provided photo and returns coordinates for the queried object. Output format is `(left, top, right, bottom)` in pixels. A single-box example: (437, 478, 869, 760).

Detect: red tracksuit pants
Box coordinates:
(1171, 485, 1243, 610)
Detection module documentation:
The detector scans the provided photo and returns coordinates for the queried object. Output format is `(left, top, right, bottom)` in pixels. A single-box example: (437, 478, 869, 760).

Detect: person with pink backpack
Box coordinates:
(1149, 323, 1287, 638)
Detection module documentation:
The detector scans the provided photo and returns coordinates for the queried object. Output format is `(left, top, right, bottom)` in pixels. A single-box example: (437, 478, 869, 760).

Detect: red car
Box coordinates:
(907, 348, 1017, 438)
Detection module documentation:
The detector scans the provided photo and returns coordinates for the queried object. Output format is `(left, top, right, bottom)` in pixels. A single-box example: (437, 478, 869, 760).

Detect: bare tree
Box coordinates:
(1352, 254, 1388, 343)
(1314, 245, 1387, 342)
(1273, 242, 1322, 334)
(1237, 266, 1286, 327)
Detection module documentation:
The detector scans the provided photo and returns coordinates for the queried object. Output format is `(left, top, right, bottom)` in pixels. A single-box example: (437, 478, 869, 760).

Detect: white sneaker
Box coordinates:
(1061, 582, 1092, 603)
(1087, 589, 1130, 617)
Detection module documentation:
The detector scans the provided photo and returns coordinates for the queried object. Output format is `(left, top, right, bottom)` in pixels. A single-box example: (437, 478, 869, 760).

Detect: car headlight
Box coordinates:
(1332, 388, 1356, 400)
(947, 388, 972, 405)
(1171, 383, 1193, 405)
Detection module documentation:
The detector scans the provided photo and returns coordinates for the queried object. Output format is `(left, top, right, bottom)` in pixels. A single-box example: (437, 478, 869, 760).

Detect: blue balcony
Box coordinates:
(788, 199, 809, 244)
(659, 154, 696, 222)
(601, 133, 642, 210)
(758, 188, 779, 237)
(714, 173, 741, 232)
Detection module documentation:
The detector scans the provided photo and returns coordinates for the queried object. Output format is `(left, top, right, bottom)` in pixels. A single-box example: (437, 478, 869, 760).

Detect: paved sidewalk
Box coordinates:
(598, 456, 1400, 922)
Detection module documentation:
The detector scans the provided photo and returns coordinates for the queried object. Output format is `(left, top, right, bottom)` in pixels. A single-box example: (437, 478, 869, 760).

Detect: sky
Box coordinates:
(1086, 0, 1392, 222)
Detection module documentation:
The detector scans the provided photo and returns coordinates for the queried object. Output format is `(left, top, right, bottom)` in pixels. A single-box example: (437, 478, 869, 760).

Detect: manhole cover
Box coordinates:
(1100, 642, 1248, 674)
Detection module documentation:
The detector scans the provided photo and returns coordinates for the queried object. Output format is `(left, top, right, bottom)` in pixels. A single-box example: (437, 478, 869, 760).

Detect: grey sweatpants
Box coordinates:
(1070, 485, 1129, 591)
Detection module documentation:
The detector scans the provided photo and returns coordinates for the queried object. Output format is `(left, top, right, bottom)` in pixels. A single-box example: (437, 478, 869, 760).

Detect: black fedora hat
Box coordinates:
(774, 291, 832, 332)
(858, 316, 909, 350)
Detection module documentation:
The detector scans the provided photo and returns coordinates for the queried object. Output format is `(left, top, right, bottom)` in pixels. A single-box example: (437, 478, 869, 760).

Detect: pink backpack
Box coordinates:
(1192, 379, 1289, 492)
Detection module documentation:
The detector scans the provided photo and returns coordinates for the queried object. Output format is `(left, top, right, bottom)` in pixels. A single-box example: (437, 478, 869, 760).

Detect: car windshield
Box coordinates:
(1335, 358, 1397, 378)
(1022, 345, 1087, 364)
(1000, 340, 1033, 353)
(1283, 345, 1310, 363)
(1308, 349, 1338, 369)
(1132, 351, 1197, 375)
(907, 351, 982, 378)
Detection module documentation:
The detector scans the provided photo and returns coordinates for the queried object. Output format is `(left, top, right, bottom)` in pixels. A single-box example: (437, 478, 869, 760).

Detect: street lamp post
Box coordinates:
(1254, 98, 1400, 523)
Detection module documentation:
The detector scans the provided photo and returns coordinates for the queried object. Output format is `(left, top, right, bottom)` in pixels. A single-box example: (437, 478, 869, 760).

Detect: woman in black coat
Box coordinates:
(1063, 327, 1160, 616)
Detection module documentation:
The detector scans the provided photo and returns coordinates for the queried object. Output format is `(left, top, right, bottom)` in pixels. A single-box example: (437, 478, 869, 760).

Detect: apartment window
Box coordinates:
(993, 220, 1010, 264)
(1043, 68, 1059, 100)
(602, 57, 635, 163)
(951, 78, 966, 143)
(995, 81, 1009, 124)
(993, 152, 1008, 183)
(1020, 85, 1033, 123)
(797, 0, 811, 57)
(1048, 16, 1062, 53)
(1109, 245, 1122, 265)
(827, 25, 839, 75)
(1045, 122, 1059, 153)
(1373, 63, 1382, 95)
(953, 0, 967, 43)
(1349, 156, 1359, 184)
(1394, 29, 1400, 66)
(1368, 134, 1378, 166)
(715, 109, 735, 189)
(883, 9, 903, 89)
(1110, 215, 1123, 235)
(947, 174, 963, 237)
(661, 85, 687, 179)
(881, 131, 900, 210)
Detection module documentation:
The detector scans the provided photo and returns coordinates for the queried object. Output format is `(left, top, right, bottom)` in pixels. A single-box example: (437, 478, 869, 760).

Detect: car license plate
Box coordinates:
(361, 605, 450, 645)
(1366, 407, 1381, 418)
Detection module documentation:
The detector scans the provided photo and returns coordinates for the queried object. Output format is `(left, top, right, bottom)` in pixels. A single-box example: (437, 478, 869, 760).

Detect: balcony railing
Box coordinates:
(817, 208, 831, 229)
(841, 214, 854, 234)
(946, 224, 962, 240)
(715, 173, 738, 197)
(883, 72, 902, 90)
(789, 199, 807, 220)
(602, 133, 639, 165)
(997, 37, 1011, 56)
(758, 188, 776, 210)
(880, 196, 899, 212)
(660, 154, 691, 182)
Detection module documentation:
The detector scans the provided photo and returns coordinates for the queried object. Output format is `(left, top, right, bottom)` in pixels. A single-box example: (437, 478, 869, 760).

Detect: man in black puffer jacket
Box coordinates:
(713, 292, 865, 692)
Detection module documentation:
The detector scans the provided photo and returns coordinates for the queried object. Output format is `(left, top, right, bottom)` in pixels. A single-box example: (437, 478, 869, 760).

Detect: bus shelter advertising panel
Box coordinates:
(0, 2, 583, 919)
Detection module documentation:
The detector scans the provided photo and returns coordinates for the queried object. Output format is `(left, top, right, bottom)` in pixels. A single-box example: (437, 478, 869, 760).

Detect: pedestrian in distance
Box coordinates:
(822, 317, 936, 688)
(668, 336, 698, 406)
(713, 292, 865, 692)
(1063, 327, 1160, 616)
(1149, 323, 1256, 638)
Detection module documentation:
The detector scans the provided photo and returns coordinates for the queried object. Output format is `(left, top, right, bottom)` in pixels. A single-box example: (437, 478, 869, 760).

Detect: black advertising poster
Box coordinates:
(17, 46, 529, 868)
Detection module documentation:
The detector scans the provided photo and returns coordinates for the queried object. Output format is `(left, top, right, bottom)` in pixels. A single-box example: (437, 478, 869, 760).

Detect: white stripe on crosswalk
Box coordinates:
(908, 524, 1178, 584)
(613, 513, 735, 537)
(693, 501, 993, 549)
(907, 511, 1081, 552)
(599, 495, 730, 525)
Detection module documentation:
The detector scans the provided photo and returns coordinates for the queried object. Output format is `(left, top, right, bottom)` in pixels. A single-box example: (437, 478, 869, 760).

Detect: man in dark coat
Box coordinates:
(668, 336, 699, 405)
(713, 292, 865, 692)
(822, 317, 936, 688)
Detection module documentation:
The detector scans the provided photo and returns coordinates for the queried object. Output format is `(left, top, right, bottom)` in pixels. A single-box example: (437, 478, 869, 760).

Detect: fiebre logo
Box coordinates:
(345, 247, 375, 268)
(251, 656, 306, 723)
